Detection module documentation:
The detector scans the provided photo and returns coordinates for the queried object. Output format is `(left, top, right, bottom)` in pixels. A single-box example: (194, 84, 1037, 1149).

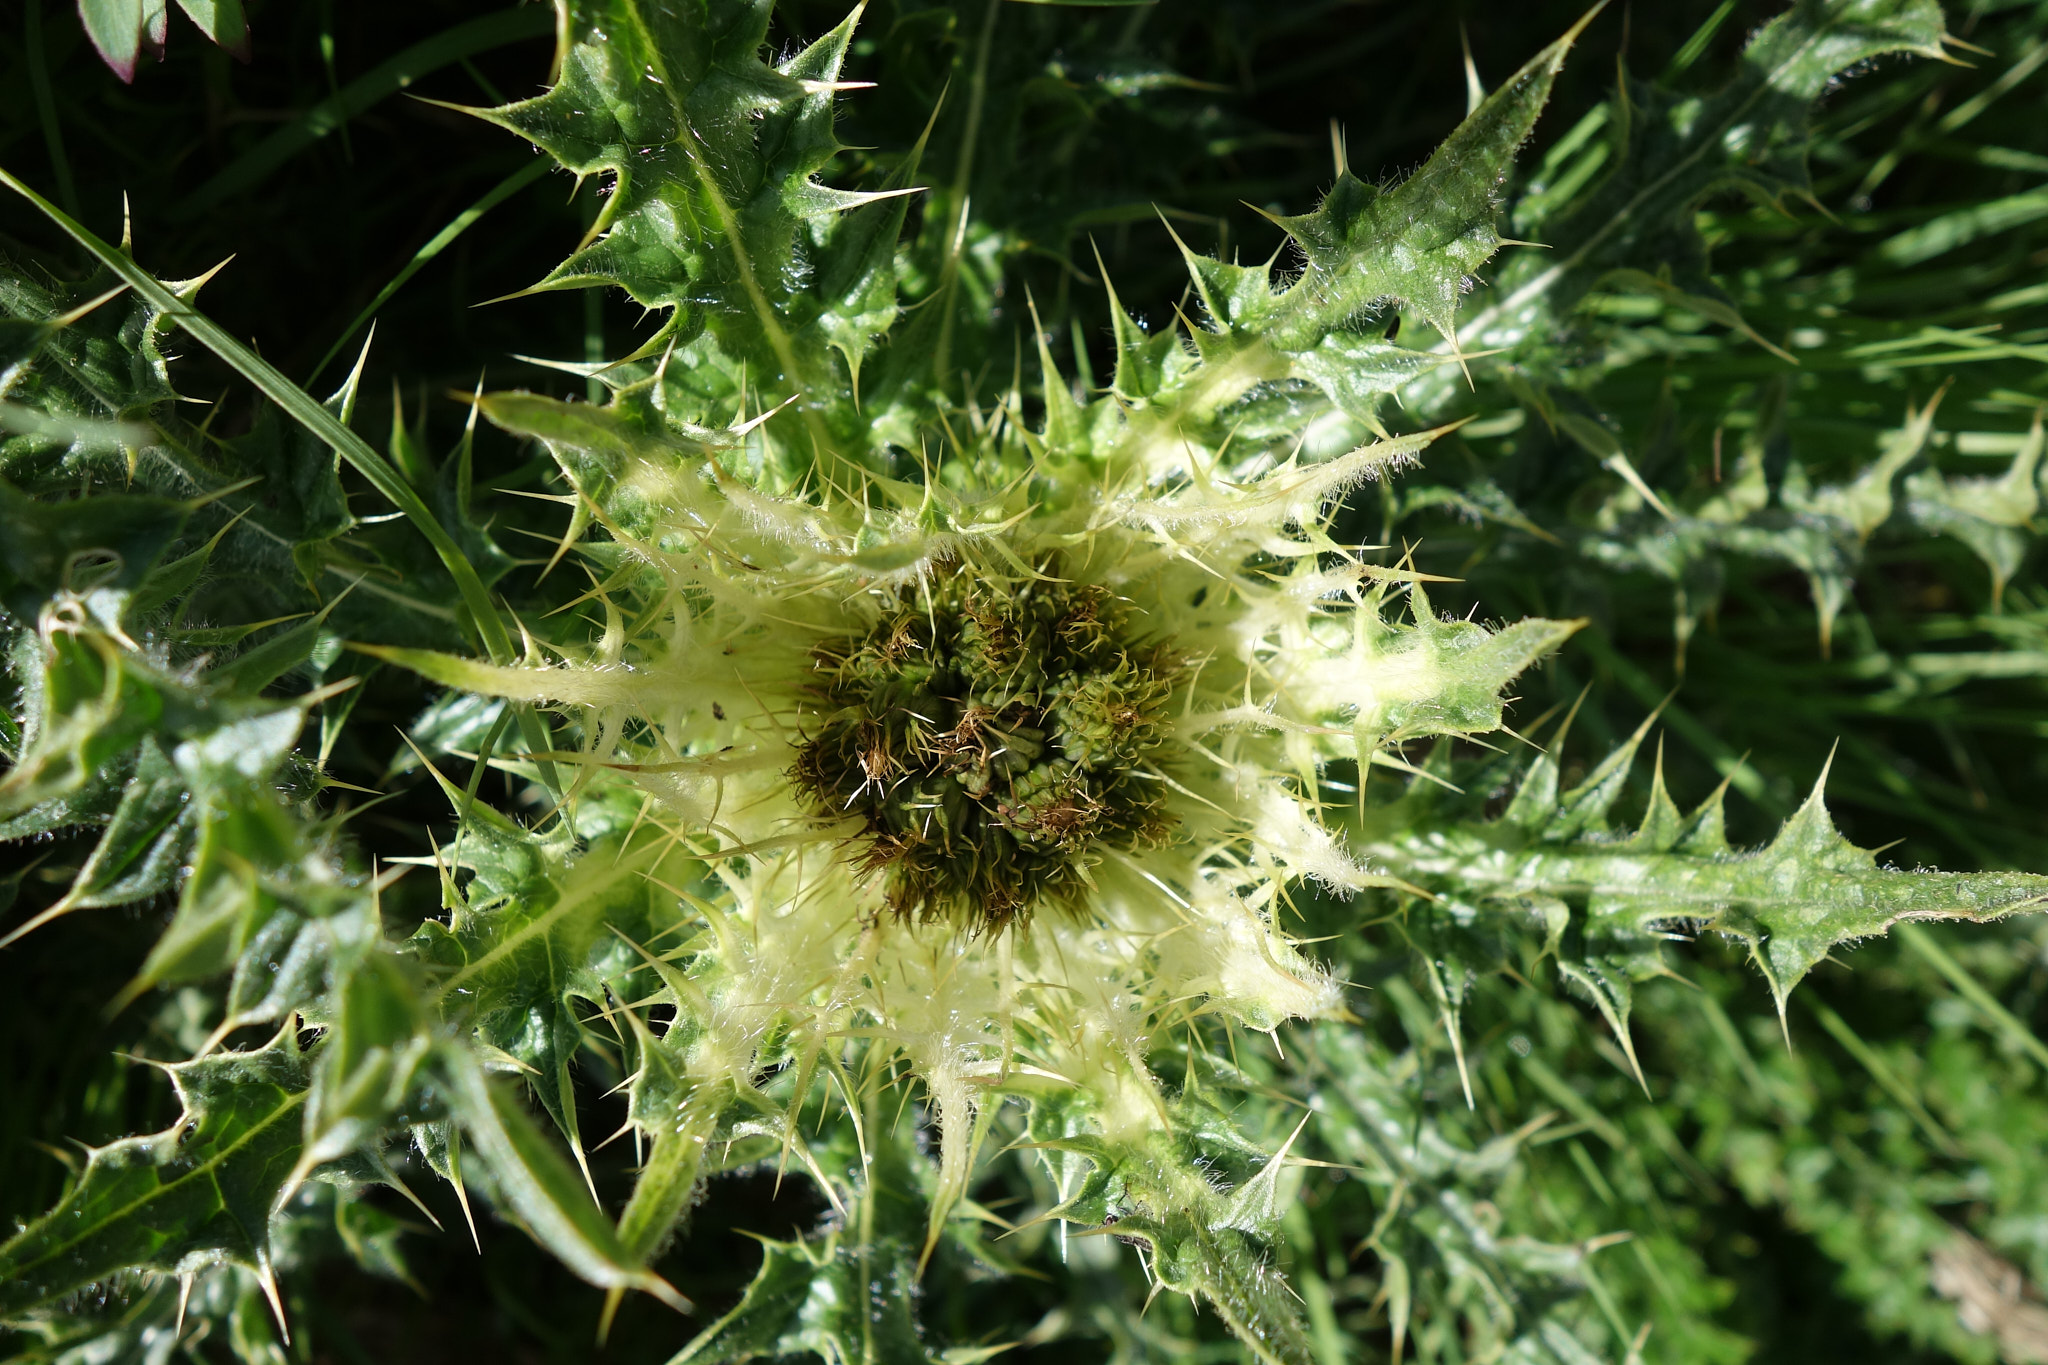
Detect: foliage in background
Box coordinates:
(9, 1, 2048, 1363)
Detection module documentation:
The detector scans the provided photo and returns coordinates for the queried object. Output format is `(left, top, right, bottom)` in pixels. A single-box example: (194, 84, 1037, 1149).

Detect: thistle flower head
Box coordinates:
(348, 1, 1605, 1330)
(382, 358, 1583, 1301)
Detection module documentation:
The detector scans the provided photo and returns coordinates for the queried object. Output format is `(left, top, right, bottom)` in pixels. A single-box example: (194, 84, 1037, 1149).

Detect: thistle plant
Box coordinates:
(9, 1, 2048, 1362)
(354, 14, 1593, 1337)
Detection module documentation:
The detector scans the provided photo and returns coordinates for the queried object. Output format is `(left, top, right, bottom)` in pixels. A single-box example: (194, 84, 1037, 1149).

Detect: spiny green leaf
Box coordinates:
(0, 477, 188, 621)
(609, 1005, 739, 1267)
(1903, 413, 2044, 601)
(0, 1028, 307, 1317)
(0, 260, 189, 423)
(55, 736, 192, 911)
(1262, 9, 1600, 352)
(297, 929, 431, 1177)
(476, 2, 905, 379)
(1020, 1086, 1316, 1365)
(128, 708, 331, 991)
(1304, 1016, 1605, 1360)
(1361, 734, 2048, 1019)
(405, 803, 684, 1176)
(671, 1115, 940, 1364)
(0, 629, 176, 829)
(1567, 389, 1954, 651)
(1160, 13, 1596, 427)
(670, 1236, 820, 1365)
(1370, 585, 1585, 745)
(0, 171, 517, 667)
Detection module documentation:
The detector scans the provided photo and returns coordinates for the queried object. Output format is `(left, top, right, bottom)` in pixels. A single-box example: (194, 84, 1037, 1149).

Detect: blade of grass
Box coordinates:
(23, 1, 79, 219)
(308, 157, 551, 386)
(316, 0, 355, 165)
(174, 7, 552, 219)
(1897, 922, 2048, 1073)
(1805, 995, 1964, 1159)
(459, 56, 506, 104)
(1663, 0, 1736, 79)
(1519, 1055, 1629, 1150)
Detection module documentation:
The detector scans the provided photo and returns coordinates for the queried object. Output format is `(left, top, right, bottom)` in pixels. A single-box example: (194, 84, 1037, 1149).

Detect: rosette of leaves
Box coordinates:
(9, 2, 2048, 1363)
(341, 0, 2047, 1356)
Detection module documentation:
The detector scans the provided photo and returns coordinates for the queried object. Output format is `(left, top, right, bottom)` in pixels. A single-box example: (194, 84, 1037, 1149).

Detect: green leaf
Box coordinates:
(0, 476, 188, 620)
(1020, 1087, 1317, 1365)
(1902, 415, 2044, 601)
(207, 599, 347, 696)
(1157, 11, 1594, 429)
(76, 0, 158, 84)
(1359, 732, 2048, 1018)
(670, 1237, 820, 1364)
(471, 385, 701, 536)
(124, 515, 232, 623)
(438, 1047, 684, 1307)
(172, 0, 249, 61)
(403, 790, 685, 1184)
(76, 0, 249, 80)
(129, 709, 330, 991)
(0, 1028, 307, 1317)
(0, 629, 169, 828)
(1298, 1017, 1605, 1361)
(482, 0, 753, 309)
(333, 1192, 419, 1289)
(470, 0, 930, 471)
(1365, 583, 1585, 745)
(670, 1114, 940, 1364)
(1262, 10, 1599, 351)
(218, 405, 353, 552)
(613, 1021, 726, 1263)
(0, 261, 189, 424)
(478, 2, 851, 344)
(55, 736, 193, 911)
(1570, 390, 1949, 651)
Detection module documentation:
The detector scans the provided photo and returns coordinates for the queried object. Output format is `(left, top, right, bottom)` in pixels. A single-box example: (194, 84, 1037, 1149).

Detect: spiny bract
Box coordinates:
(378, 356, 1580, 1286)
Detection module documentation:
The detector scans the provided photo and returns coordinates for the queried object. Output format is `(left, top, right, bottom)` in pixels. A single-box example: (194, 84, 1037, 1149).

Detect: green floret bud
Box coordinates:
(792, 555, 1182, 933)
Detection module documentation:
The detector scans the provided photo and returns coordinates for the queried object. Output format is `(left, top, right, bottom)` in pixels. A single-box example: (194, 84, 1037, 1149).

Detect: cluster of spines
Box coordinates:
(791, 556, 1181, 933)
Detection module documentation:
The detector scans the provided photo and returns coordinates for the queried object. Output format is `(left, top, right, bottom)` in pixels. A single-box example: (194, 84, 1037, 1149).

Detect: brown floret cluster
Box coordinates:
(792, 557, 1183, 934)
